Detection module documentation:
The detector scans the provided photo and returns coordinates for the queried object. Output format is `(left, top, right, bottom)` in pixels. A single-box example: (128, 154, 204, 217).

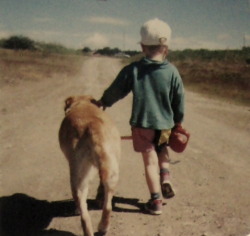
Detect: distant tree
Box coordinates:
(242, 47, 250, 64)
(124, 50, 140, 56)
(0, 38, 5, 48)
(3, 35, 35, 50)
(95, 47, 121, 56)
(82, 47, 92, 53)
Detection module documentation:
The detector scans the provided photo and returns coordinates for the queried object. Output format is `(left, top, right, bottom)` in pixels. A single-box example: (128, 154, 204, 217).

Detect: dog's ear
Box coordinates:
(64, 96, 75, 113)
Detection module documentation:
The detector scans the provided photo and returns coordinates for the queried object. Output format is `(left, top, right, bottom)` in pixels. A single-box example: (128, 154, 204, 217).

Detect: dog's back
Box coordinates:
(59, 95, 120, 236)
(59, 96, 120, 166)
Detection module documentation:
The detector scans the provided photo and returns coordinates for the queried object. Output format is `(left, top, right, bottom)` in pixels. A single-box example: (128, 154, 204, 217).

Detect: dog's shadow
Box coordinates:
(0, 193, 144, 236)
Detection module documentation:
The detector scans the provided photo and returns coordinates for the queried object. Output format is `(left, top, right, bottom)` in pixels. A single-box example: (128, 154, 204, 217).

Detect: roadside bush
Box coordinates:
(3, 35, 35, 50)
(36, 42, 76, 54)
(0, 39, 5, 47)
(95, 47, 121, 56)
(82, 47, 92, 53)
(168, 48, 250, 62)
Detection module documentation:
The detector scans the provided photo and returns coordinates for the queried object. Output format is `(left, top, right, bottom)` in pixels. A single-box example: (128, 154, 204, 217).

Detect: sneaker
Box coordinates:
(144, 199, 162, 215)
(160, 173, 175, 199)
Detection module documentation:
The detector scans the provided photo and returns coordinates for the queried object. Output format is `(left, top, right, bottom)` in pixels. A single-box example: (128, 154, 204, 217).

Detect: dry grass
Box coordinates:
(0, 49, 84, 86)
(124, 54, 250, 106)
(1, 49, 249, 106)
(175, 60, 250, 106)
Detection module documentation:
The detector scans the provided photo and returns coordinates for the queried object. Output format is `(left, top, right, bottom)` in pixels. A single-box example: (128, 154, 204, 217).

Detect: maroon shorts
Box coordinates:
(131, 127, 157, 153)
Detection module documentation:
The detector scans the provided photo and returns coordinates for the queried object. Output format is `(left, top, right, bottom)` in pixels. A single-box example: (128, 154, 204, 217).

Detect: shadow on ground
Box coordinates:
(0, 193, 144, 236)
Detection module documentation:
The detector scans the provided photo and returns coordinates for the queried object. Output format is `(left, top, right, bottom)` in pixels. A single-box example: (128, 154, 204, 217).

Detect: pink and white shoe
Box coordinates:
(144, 199, 162, 215)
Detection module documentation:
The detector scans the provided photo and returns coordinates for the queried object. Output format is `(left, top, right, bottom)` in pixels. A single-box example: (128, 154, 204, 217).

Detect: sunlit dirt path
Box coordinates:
(1, 56, 250, 236)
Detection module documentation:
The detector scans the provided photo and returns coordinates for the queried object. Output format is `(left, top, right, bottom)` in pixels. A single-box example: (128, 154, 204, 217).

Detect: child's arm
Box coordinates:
(171, 70, 185, 124)
(100, 65, 133, 108)
(91, 99, 106, 110)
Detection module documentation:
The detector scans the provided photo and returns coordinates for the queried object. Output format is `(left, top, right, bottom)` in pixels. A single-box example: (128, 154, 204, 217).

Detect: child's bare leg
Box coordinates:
(157, 146, 175, 199)
(142, 150, 160, 193)
(142, 149, 162, 215)
(142, 150, 161, 195)
(157, 146, 170, 171)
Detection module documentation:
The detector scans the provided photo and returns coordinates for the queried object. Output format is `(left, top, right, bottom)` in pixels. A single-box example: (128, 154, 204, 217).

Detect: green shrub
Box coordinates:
(3, 35, 35, 50)
(82, 47, 92, 53)
(95, 47, 121, 56)
(0, 39, 5, 47)
(36, 42, 76, 54)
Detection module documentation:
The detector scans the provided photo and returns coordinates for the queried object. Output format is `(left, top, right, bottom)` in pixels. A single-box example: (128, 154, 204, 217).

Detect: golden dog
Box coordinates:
(59, 95, 121, 236)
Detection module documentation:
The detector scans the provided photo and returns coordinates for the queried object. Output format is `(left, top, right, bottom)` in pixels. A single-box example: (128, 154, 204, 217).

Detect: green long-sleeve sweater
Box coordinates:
(101, 57, 185, 130)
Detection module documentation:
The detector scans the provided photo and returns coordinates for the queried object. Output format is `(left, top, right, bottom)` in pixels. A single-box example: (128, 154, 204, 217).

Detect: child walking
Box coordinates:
(97, 18, 185, 215)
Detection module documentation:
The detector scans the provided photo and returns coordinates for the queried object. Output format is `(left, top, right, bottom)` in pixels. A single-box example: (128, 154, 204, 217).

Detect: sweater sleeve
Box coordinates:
(101, 65, 133, 107)
(171, 69, 185, 124)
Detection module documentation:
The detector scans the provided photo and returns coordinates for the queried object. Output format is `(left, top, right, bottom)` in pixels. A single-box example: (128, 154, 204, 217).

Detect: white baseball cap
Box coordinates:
(140, 18, 172, 46)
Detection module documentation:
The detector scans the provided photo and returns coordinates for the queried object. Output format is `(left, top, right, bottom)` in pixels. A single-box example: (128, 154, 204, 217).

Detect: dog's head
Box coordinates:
(64, 95, 97, 114)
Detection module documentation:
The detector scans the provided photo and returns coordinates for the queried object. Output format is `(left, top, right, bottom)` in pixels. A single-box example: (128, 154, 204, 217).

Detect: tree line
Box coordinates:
(1, 35, 249, 62)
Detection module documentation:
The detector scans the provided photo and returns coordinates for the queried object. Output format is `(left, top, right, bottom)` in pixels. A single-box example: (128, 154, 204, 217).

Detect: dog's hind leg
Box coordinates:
(98, 185, 114, 234)
(78, 184, 94, 236)
(95, 181, 105, 209)
(70, 159, 96, 236)
(98, 163, 119, 234)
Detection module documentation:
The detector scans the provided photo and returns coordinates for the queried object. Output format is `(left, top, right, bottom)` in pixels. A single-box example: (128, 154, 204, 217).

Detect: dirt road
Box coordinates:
(1, 57, 250, 236)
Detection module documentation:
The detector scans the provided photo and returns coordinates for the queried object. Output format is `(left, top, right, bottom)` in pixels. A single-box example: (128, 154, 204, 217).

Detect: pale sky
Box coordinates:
(0, 0, 249, 50)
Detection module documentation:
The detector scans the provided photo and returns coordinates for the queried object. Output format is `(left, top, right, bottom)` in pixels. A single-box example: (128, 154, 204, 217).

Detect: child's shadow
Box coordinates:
(0, 193, 143, 236)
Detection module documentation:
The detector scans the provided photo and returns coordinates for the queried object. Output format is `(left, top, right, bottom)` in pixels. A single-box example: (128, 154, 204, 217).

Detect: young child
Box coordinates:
(97, 18, 185, 215)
